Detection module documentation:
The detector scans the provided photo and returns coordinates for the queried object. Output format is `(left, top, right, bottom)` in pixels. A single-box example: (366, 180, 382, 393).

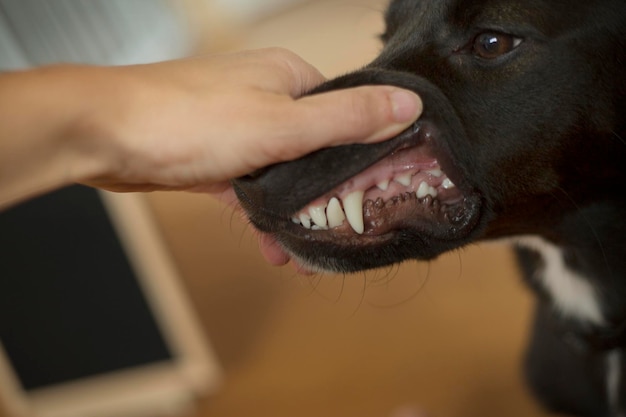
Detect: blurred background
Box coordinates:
(0, 0, 553, 416)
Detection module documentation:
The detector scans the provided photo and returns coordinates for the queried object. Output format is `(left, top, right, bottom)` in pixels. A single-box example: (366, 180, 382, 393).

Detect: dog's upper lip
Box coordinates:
(234, 121, 427, 217)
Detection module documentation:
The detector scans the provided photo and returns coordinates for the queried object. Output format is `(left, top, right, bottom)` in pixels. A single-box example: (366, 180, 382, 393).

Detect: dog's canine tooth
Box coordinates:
(299, 213, 312, 229)
(326, 197, 346, 228)
(394, 173, 412, 186)
(377, 179, 390, 191)
(442, 178, 456, 189)
(416, 181, 430, 199)
(428, 169, 443, 178)
(343, 190, 365, 234)
(309, 205, 328, 229)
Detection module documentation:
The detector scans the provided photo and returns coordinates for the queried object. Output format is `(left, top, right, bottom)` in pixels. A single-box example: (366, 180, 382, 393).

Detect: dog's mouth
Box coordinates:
(288, 122, 471, 240)
(233, 70, 485, 271)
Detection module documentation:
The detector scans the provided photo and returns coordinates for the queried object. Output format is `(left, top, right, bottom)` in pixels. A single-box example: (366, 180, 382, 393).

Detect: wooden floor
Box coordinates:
(145, 2, 556, 416)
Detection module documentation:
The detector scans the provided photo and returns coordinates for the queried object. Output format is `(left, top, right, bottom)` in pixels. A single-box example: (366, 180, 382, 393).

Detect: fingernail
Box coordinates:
(390, 89, 422, 123)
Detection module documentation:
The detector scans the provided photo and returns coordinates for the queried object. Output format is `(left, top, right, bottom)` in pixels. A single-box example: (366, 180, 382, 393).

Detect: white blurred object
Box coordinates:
(213, 0, 309, 22)
(0, 0, 193, 70)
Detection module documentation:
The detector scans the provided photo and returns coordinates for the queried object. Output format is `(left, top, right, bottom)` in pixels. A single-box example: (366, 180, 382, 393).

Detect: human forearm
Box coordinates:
(0, 65, 110, 208)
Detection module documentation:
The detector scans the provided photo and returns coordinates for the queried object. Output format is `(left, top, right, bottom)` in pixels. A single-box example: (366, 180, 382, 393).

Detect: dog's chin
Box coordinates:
(237, 122, 483, 273)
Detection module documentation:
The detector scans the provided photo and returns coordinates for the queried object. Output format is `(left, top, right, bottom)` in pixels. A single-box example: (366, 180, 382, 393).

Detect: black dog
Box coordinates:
(232, 0, 626, 415)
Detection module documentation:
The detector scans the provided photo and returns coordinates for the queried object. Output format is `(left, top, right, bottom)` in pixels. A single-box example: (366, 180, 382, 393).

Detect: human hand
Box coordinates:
(8, 48, 421, 269)
(78, 48, 422, 193)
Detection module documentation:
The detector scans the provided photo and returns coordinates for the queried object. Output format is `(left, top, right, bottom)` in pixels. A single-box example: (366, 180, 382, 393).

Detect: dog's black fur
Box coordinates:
(232, 0, 626, 415)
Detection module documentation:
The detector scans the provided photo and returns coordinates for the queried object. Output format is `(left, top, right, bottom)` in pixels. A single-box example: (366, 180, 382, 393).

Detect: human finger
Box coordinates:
(270, 86, 422, 161)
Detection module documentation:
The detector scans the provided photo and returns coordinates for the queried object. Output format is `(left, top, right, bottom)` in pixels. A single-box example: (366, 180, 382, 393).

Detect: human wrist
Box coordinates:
(59, 65, 138, 188)
(0, 65, 115, 207)
(22, 65, 117, 186)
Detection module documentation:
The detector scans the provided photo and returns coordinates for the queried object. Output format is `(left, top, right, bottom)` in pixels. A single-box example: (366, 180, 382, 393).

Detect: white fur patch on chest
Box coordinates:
(516, 236, 605, 326)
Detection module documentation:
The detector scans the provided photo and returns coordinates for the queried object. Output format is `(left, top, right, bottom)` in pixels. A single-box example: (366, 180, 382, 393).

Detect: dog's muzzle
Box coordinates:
(232, 69, 485, 272)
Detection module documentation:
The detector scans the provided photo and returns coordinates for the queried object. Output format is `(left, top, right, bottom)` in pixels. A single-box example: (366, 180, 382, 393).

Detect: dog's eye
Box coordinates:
(473, 32, 522, 59)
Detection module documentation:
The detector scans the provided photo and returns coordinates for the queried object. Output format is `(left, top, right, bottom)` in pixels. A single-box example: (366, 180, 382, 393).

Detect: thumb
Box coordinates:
(290, 85, 422, 151)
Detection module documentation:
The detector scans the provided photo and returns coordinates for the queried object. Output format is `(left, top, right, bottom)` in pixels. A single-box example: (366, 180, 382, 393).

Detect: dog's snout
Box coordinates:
(308, 68, 424, 97)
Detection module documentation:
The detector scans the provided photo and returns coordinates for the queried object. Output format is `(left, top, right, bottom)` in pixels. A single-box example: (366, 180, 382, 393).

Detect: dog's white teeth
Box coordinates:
(326, 197, 346, 228)
(442, 178, 456, 189)
(377, 180, 390, 191)
(294, 168, 454, 232)
(343, 190, 365, 234)
(417, 182, 438, 199)
(309, 205, 328, 229)
(416, 181, 429, 199)
(394, 173, 412, 187)
(299, 213, 312, 229)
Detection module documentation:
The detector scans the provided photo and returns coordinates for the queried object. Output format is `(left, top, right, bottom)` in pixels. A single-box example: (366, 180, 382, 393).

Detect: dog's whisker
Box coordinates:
(454, 248, 467, 282)
(612, 130, 626, 146)
(367, 264, 400, 287)
(305, 272, 324, 292)
(345, 271, 369, 318)
(367, 263, 430, 309)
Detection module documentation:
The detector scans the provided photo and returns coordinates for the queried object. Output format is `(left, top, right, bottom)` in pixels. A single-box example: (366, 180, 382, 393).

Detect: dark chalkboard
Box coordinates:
(0, 185, 172, 391)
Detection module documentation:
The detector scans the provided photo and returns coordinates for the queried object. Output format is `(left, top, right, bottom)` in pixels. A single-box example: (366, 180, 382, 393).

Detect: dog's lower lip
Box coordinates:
(288, 194, 470, 237)
(279, 193, 481, 256)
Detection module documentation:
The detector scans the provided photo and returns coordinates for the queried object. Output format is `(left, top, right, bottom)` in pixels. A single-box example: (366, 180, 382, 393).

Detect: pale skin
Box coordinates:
(0, 47, 422, 268)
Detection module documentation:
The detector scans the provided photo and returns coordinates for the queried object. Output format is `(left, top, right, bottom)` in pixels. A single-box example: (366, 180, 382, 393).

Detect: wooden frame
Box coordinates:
(0, 191, 220, 417)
